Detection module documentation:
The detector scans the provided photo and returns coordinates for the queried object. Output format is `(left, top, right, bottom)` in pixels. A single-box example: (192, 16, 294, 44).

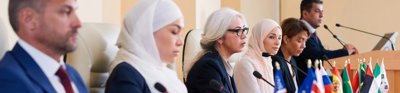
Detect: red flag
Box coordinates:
(346, 60, 352, 82)
(332, 63, 343, 93)
(351, 64, 360, 93)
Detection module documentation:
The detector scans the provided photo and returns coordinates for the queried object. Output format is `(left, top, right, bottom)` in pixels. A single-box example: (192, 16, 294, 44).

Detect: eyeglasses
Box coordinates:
(227, 26, 249, 36)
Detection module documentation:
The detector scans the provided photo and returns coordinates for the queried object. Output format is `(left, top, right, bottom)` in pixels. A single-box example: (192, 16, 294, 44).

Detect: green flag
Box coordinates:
(342, 66, 353, 93)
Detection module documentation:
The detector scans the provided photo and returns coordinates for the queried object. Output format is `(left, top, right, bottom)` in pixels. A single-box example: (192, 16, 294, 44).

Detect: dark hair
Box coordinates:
(281, 18, 310, 40)
(8, 0, 46, 32)
(300, 0, 323, 18)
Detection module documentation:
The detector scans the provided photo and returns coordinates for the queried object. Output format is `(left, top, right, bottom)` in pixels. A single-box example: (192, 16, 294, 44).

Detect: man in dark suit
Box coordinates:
(294, 0, 359, 84)
(0, 0, 88, 93)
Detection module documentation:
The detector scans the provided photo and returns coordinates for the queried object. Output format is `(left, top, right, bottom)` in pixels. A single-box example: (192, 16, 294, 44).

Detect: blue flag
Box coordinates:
(274, 64, 287, 93)
(298, 67, 319, 93)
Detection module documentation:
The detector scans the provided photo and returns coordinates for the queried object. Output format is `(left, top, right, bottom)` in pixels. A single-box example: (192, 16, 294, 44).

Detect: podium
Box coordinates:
(324, 50, 400, 93)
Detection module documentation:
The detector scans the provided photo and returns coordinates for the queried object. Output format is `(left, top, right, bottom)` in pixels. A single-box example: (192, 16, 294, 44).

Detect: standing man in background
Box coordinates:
(295, 0, 358, 84)
(0, 0, 88, 93)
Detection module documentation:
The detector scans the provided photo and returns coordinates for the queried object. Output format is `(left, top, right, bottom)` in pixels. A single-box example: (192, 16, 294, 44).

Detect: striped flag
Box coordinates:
(360, 62, 374, 93)
(274, 62, 287, 93)
(332, 61, 343, 93)
(320, 61, 333, 93)
(315, 60, 325, 93)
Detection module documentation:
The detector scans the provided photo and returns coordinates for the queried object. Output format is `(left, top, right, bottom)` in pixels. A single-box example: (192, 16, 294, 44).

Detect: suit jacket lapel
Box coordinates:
(211, 49, 235, 93)
(11, 44, 57, 93)
(312, 32, 324, 49)
(65, 65, 87, 93)
(230, 76, 237, 93)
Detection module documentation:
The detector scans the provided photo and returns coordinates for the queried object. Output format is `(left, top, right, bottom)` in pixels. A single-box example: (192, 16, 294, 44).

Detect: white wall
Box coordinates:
(195, 0, 221, 29)
(102, 0, 121, 26)
(77, 0, 121, 26)
(76, 0, 103, 23)
(241, 0, 280, 27)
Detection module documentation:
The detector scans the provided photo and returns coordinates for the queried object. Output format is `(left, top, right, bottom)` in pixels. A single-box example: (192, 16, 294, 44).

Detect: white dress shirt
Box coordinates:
(18, 40, 79, 93)
(301, 19, 316, 34)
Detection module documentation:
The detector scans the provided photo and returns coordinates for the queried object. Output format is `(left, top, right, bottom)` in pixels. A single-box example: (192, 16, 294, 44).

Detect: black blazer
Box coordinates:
(105, 62, 151, 93)
(294, 32, 348, 84)
(272, 51, 300, 93)
(185, 48, 237, 93)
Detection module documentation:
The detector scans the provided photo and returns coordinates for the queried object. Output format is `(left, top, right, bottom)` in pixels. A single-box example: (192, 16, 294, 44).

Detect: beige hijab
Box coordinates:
(234, 19, 281, 93)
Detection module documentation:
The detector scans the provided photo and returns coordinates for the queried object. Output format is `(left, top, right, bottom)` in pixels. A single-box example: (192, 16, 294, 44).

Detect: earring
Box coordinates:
(217, 40, 223, 44)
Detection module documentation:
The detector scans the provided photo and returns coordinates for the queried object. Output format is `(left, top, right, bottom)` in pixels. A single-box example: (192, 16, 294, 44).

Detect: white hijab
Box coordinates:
(110, 0, 187, 92)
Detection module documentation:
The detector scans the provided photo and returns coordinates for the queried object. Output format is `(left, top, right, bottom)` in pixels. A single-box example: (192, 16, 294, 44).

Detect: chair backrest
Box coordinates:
(0, 17, 9, 59)
(182, 29, 202, 79)
(66, 23, 120, 93)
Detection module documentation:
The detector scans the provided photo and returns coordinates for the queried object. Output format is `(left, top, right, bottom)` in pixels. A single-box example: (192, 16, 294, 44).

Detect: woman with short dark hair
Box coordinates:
(272, 18, 311, 93)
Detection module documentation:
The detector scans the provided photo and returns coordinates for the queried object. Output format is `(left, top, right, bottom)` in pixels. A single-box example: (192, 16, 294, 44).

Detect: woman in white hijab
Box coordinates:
(105, 0, 187, 93)
(185, 8, 247, 93)
(233, 19, 282, 93)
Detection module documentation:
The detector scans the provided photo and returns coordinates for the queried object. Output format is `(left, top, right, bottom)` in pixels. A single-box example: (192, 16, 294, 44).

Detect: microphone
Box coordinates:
(262, 52, 271, 57)
(323, 24, 346, 47)
(209, 79, 229, 93)
(322, 55, 333, 68)
(252, 71, 275, 87)
(154, 82, 168, 93)
(270, 55, 308, 76)
(283, 60, 307, 76)
(336, 23, 395, 50)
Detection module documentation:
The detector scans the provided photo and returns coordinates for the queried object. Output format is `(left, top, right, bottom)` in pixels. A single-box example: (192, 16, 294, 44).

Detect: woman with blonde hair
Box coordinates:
(105, 0, 187, 93)
(233, 19, 282, 93)
(185, 8, 248, 93)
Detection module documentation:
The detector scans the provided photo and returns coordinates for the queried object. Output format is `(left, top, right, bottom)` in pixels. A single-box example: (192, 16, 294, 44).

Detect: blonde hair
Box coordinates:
(200, 8, 247, 50)
(184, 8, 247, 79)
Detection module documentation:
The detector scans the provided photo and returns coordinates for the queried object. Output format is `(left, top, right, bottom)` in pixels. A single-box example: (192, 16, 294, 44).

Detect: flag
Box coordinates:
(274, 62, 287, 93)
(315, 60, 325, 93)
(380, 61, 389, 93)
(320, 62, 333, 93)
(298, 60, 320, 93)
(373, 63, 381, 79)
(332, 62, 343, 93)
(346, 60, 352, 82)
(298, 67, 320, 93)
(371, 62, 382, 93)
(342, 66, 353, 93)
(351, 64, 361, 93)
(359, 63, 366, 91)
(360, 63, 374, 93)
